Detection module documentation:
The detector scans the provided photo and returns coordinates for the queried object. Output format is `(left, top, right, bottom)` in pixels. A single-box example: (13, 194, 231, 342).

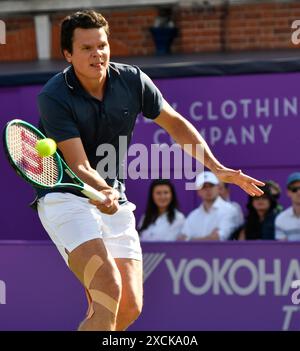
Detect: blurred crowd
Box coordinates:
(138, 172, 300, 242)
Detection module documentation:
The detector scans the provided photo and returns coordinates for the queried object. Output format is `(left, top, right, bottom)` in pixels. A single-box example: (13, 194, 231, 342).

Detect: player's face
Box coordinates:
(64, 27, 110, 82)
(287, 181, 300, 205)
(152, 185, 173, 210)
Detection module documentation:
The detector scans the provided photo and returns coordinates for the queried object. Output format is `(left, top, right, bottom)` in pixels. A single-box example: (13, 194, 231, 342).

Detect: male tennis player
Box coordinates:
(36, 10, 264, 331)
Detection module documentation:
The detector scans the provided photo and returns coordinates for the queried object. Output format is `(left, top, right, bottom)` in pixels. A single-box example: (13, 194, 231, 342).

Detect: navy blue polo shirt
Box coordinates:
(35, 62, 163, 202)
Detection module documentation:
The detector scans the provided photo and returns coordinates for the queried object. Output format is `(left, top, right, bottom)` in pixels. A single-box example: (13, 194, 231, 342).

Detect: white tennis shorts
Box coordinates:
(37, 192, 142, 265)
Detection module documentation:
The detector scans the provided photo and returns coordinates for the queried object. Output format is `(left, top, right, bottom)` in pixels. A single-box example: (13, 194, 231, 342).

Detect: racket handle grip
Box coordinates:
(81, 183, 107, 203)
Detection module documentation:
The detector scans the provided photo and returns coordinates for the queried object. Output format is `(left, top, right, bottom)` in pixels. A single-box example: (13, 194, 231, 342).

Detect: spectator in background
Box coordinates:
(235, 184, 278, 240)
(265, 180, 284, 214)
(179, 171, 237, 241)
(218, 182, 244, 228)
(275, 172, 300, 241)
(139, 179, 185, 241)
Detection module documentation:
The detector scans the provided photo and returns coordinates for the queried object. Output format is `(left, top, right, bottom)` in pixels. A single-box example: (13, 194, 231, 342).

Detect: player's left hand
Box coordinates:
(214, 167, 265, 197)
(89, 188, 120, 215)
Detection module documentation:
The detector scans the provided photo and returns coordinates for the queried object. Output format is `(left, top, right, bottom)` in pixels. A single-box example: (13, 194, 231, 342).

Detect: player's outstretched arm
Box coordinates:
(154, 100, 264, 197)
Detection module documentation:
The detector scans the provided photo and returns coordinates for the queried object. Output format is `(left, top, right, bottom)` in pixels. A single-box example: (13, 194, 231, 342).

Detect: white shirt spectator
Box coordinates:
(139, 210, 185, 242)
(230, 201, 244, 228)
(275, 207, 300, 241)
(182, 196, 237, 241)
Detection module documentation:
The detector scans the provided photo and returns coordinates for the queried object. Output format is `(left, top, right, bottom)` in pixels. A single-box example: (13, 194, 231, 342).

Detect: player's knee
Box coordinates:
(86, 266, 122, 323)
(105, 275, 122, 302)
(130, 300, 143, 322)
(123, 298, 143, 323)
(93, 263, 122, 301)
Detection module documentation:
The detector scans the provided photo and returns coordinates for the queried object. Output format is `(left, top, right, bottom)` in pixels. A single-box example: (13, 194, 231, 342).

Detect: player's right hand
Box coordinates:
(214, 167, 265, 197)
(89, 188, 120, 215)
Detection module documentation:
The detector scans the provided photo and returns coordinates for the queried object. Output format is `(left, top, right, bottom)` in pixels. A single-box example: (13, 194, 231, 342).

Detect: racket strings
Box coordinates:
(7, 124, 60, 186)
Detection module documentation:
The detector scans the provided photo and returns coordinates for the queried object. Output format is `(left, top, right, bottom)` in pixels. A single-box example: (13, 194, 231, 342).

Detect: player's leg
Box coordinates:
(101, 202, 143, 330)
(80, 257, 143, 331)
(37, 193, 123, 331)
(67, 238, 122, 331)
(114, 258, 143, 331)
(83, 288, 93, 321)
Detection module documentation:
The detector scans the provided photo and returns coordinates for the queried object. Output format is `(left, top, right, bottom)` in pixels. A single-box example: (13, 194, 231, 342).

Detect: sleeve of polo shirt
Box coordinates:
(37, 93, 80, 142)
(139, 69, 164, 120)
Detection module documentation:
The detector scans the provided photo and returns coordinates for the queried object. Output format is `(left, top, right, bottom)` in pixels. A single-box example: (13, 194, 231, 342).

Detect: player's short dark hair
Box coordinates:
(60, 10, 109, 54)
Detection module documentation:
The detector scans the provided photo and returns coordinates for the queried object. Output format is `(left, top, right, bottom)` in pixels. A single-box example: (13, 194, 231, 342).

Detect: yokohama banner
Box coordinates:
(0, 241, 299, 331)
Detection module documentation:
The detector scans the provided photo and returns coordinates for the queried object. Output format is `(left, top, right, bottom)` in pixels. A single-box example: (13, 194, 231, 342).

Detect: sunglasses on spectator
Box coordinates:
(288, 186, 300, 193)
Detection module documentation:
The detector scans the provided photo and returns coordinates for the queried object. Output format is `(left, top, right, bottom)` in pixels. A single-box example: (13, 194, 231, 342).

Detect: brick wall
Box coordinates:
(1, 2, 300, 62)
(173, 6, 224, 53)
(0, 16, 37, 61)
(51, 8, 159, 60)
(225, 2, 300, 51)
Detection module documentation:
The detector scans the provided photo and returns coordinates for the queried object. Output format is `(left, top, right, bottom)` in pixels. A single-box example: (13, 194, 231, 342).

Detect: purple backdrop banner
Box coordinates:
(0, 241, 299, 331)
(0, 72, 299, 238)
(135, 73, 300, 168)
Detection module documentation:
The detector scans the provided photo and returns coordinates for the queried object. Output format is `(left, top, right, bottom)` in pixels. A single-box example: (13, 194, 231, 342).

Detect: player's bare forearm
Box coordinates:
(75, 163, 110, 191)
(57, 138, 110, 191)
(155, 100, 223, 172)
(58, 138, 119, 212)
(155, 100, 265, 196)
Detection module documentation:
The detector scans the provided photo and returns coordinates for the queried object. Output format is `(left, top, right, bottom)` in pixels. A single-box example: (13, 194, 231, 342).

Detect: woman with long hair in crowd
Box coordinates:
(235, 184, 279, 240)
(139, 179, 185, 241)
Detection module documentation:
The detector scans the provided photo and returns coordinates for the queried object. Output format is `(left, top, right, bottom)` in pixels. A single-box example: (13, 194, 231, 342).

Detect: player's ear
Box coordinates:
(63, 49, 72, 63)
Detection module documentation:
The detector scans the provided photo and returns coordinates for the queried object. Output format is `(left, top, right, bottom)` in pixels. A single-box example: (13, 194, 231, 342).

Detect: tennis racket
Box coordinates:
(3, 119, 108, 203)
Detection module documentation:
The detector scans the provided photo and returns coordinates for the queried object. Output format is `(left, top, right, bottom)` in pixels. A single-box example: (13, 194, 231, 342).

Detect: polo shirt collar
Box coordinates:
(63, 63, 119, 97)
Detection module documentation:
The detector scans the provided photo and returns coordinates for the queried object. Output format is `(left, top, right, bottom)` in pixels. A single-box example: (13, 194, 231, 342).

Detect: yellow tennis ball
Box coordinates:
(35, 138, 57, 157)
